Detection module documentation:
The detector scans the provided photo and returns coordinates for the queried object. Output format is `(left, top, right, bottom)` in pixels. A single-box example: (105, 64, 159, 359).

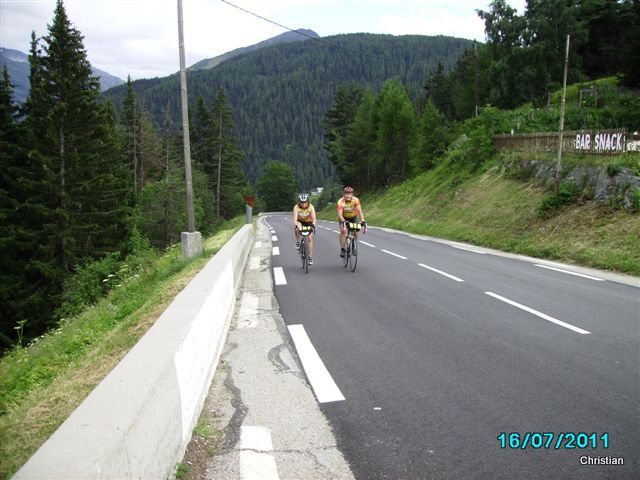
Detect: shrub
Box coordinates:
(56, 253, 123, 319)
(539, 182, 579, 217)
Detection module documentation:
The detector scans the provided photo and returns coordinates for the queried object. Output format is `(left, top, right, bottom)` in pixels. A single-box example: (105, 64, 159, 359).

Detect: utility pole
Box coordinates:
(555, 34, 570, 195)
(217, 112, 222, 220)
(177, 0, 202, 257)
(474, 40, 479, 117)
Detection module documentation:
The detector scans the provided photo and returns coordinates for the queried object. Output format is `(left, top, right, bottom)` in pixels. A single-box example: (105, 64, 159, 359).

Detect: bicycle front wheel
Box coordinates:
(300, 239, 308, 272)
(349, 238, 358, 272)
(343, 238, 349, 268)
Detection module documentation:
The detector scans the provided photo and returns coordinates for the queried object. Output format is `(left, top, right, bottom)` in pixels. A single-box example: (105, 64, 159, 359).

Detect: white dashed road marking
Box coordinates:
(360, 241, 376, 248)
(381, 249, 407, 260)
(272, 247, 280, 256)
(534, 264, 605, 281)
(288, 325, 345, 403)
(485, 292, 591, 335)
(273, 267, 287, 286)
(271, 235, 278, 242)
(418, 264, 464, 282)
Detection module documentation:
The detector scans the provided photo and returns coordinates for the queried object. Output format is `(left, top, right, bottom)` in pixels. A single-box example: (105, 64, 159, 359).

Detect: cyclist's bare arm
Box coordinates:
(292, 205, 299, 227)
(356, 201, 365, 223)
(337, 200, 346, 223)
(311, 205, 317, 225)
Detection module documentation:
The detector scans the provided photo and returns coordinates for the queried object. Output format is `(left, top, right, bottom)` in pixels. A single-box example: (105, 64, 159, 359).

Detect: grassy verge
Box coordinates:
(319, 161, 640, 275)
(0, 217, 245, 479)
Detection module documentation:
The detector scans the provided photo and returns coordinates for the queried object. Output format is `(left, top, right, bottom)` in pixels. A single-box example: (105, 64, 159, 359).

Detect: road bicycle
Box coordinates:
(298, 224, 314, 273)
(343, 221, 365, 272)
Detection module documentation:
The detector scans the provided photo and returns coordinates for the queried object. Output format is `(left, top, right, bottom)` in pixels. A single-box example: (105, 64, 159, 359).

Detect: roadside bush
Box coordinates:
(539, 182, 579, 217)
(606, 154, 640, 177)
(55, 253, 123, 319)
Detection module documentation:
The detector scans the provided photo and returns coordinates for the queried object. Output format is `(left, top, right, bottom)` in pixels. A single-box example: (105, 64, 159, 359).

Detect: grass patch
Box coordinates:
(319, 162, 640, 275)
(193, 419, 220, 440)
(0, 217, 245, 479)
(174, 462, 190, 480)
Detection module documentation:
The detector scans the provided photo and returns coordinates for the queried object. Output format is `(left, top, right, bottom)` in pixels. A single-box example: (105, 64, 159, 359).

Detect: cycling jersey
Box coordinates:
(295, 204, 315, 224)
(337, 196, 360, 219)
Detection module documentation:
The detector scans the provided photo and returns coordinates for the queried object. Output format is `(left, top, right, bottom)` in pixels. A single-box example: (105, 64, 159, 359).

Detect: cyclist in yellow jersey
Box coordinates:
(293, 193, 316, 264)
(337, 186, 366, 258)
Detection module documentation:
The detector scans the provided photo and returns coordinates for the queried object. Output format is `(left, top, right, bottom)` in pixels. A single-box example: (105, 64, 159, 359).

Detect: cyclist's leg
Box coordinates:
(302, 222, 314, 257)
(294, 222, 302, 248)
(338, 220, 347, 255)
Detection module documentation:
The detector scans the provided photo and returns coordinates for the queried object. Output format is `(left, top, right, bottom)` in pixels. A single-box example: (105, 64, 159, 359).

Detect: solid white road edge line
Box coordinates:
(451, 244, 486, 254)
(287, 324, 346, 403)
(381, 249, 407, 260)
(240, 426, 280, 480)
(418, 264, 464, 282)
(534, 264, 605, 281)
(272, 247, 280, 256)
(360, 241, 376, 248)
(485, 292, 591, 335)
(273, 267, 287, 286)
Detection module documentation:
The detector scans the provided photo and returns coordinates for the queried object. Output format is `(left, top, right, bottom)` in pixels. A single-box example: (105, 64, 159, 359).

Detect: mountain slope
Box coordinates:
(189, 29, 319, 71)
(0, 47, 125, 102)
(105, 33, 473, 188)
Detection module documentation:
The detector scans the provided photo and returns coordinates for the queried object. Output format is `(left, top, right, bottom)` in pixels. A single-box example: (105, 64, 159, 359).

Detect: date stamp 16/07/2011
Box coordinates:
(497, 432, 625, 465)
(497, 432, 609, 450)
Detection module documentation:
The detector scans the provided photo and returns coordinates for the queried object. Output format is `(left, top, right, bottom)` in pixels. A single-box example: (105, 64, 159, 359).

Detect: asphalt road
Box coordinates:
(265, 214, 640, 480)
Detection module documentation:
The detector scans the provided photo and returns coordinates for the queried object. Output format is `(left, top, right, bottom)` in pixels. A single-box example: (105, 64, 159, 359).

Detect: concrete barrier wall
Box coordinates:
(15, 224, 254, 479)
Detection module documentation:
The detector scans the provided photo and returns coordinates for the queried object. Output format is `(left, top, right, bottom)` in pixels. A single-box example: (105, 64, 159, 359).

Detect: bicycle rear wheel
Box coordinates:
(349, 238, 358, 272)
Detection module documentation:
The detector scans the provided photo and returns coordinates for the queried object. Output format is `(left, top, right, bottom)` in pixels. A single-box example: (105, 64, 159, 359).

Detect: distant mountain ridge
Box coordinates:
(106, 33, 474, 188)
(189, 29, 319, 71)
(0, 47, 125, 102)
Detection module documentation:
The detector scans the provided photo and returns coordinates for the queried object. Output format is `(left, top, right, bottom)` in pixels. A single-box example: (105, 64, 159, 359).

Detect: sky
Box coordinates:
(0, 0, 527, 80)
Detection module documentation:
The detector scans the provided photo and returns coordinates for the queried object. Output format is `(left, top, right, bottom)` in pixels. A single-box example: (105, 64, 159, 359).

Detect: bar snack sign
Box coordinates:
(575, 129, 627, 154)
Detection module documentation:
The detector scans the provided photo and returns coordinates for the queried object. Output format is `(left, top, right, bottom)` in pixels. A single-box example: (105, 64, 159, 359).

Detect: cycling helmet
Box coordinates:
(298, 193, 309, 203)
(344, 186, 354, 194)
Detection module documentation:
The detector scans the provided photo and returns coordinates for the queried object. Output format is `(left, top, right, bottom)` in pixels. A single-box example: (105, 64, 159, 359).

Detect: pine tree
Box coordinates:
(122, 76, 139, 195)
(410, 100, 451, 174)
(0, 67, 26, 347)
(11, 0, 132, 340)
(374, 79, 417, 186)
(210, 88, 247, 221)
(341, 88, 377, 189)
(31, 0, 130, 264)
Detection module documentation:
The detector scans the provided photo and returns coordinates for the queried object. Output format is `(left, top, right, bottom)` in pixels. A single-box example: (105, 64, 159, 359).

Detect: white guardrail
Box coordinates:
(15, 224, 254, 479)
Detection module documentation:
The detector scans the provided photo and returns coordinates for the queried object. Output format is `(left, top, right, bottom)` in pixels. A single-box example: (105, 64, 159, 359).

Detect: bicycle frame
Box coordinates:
(299, 225, 313, 273)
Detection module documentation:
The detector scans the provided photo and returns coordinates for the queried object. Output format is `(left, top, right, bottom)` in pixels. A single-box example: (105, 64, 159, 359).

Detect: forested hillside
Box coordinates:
(104, 34, 473, 188)
(188, 29, 319, 71)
